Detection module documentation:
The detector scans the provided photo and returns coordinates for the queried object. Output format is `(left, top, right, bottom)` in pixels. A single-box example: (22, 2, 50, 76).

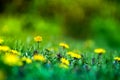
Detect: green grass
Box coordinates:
(0, 35, 120, 80)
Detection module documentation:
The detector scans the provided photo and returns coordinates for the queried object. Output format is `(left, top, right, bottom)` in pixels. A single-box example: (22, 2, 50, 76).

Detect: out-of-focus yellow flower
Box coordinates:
(3, 54, 20, 66)
(59, 42, 69, 49)
(67, 52, 81, 59)
(33, 54, 46, 62)
(10, 50, 21, 55)
(34, 36, 42, 42)
(59, 63, 69, 69)
(0, 70, 6, 80)
(0, 46, 10, 52)
(114, 57, 120, 61)
(94, 48, 106, 54)
(0, 39, 4, 44)
(60, 58, 69, 66)
(21, 57, 32, 64)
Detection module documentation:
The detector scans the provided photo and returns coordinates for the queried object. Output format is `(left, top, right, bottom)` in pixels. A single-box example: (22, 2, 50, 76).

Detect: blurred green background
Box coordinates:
(0, 0, 120, 48)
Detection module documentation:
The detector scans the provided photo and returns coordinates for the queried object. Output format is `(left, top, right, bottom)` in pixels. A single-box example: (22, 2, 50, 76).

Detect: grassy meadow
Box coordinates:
(0, 0, 120, 80)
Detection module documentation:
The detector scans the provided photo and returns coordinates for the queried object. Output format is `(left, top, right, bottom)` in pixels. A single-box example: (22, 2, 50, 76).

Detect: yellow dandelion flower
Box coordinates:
(0, 46, 10, 52)
(94, 48, 106, 54)
(34, 36, 42, 42)
(59, 42, 69, 49)
(60, 58, 70, 66)
(10, 50, 21, 55)
(0, 39, 4, 44)
(21, 57, 32, 64)
(67, 52, 81, 59)
(25, 58, 32, 64)
(59, 63, 69, 69)
(3, 54, 20, 66)
(33, 54, 46, 62)
(114, 57, 120, 61)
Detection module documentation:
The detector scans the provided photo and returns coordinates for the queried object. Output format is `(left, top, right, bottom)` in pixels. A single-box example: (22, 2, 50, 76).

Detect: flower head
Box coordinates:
(60, 58, 70, 66)
(10, 50, 21, 55)
(59, 42, 69, 49)
(94, 48, 106, 54)
(33, 54, 46, 62)
(67, 51, 81, 59)
(34, 36, 42, 42)
(0, 46, 10, 52)
(3, 54, 21, 66)
(114, 57, 120, 61)
(21, 57, 32, 64)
